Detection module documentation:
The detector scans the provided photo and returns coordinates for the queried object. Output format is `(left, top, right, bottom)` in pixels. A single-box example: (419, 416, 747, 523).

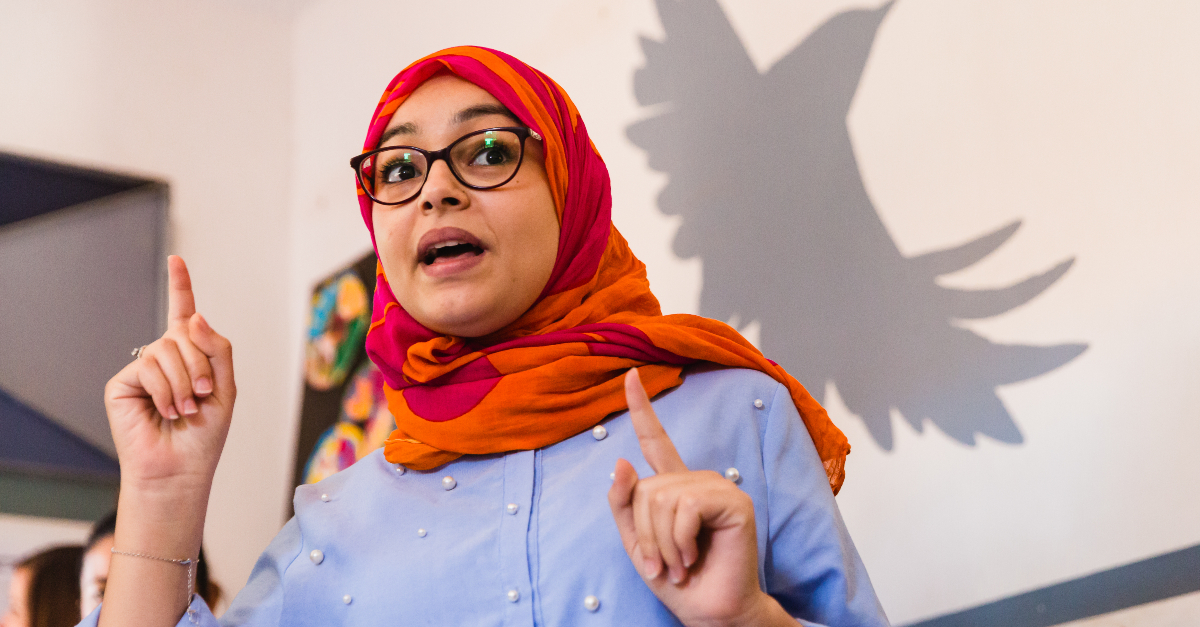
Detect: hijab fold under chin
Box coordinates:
(358, 46, 850, 494)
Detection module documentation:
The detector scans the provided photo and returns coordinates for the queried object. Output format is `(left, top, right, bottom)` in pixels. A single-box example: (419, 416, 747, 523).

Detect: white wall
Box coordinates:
(835, 1, 1200, 621)
(3, 1, 1197, 624)
(0, 0, 302, 597)
(287, 1, 1200, 624)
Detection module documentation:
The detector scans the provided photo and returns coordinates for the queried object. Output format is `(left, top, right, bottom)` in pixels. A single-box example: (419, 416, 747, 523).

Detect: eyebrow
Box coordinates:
(379, 103, 521, 145)
(454, 103, 519, 125)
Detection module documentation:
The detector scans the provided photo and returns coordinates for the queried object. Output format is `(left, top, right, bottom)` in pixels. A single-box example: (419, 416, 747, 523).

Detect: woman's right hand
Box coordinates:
(104, 255, 236, 498)
(99, 255, 237, 627)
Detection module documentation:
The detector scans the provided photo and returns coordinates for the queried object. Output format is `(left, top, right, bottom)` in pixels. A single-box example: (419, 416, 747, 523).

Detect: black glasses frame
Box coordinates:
(350, 126, 543, 206)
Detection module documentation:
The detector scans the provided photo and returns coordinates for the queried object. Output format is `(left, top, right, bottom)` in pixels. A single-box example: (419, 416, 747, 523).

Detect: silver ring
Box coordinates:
(132, 345, 147, 359)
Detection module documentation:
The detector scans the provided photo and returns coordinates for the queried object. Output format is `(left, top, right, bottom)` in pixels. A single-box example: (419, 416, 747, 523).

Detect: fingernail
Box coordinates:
(669, 570, 682, 585)
(643, 558, 660, 579)
(166, 405, 180, 420)
(195, 377, 213, 395)
(196, 313, 210, 331)
(182, 398, 198, 415)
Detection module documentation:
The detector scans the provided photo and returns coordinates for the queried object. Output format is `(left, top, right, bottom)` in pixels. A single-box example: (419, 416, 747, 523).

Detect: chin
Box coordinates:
(416, 302, 504, 338)
(408, 283, 534, 338)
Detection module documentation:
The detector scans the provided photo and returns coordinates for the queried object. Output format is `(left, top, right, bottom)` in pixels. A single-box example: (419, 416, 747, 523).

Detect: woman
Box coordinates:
(2, 545, 83, 627)
(91, 47, 888, 626)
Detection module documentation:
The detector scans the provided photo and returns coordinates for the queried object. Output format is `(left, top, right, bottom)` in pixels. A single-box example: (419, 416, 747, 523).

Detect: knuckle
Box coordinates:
(135, 358, 155, 379)
(188, 351, 212, 370)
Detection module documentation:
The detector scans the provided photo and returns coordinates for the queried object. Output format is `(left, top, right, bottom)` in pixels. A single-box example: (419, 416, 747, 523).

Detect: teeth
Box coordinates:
(433, 240, 465, 249)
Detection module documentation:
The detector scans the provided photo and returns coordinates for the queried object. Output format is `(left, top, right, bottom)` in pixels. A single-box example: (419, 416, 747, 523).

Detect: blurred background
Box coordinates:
(1, 1, 1197, 625)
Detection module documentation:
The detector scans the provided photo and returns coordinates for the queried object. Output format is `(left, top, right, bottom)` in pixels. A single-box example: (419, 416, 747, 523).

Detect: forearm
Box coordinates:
(99, 479, 212, 627)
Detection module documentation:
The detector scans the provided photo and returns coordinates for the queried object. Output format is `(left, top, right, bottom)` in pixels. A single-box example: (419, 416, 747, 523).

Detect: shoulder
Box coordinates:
(653, 365, 788, 430)
(643, 366, 795, 470)
(671, 365, 785, 403)
(293, 447, 399, 516)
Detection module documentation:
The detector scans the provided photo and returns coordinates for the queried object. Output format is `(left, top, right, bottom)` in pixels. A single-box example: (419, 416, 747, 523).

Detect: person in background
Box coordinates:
(79, 511, 221, 620)
(1, 545, 83, 627)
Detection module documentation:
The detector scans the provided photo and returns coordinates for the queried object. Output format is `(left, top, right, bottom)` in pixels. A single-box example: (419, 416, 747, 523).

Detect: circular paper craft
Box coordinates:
(303, 361, 396, 483)
(340, 360, 395, 456)
(304, 271, 370, 390)
(303, 422, 363, 484)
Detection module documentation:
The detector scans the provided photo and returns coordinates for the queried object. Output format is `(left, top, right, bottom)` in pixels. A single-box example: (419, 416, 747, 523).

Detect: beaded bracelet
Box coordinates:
(110, 548, 199, 624)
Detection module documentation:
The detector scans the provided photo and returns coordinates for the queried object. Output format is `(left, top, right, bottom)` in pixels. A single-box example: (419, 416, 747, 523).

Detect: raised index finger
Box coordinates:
(625, 368, 688, 474)
(166, 255, 197, 330)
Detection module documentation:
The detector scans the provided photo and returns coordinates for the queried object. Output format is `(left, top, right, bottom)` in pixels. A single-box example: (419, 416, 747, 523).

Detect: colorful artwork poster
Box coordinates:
(290, 252, 379, 500)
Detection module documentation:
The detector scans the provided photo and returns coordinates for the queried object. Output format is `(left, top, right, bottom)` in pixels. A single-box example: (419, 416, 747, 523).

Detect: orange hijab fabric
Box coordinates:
(358, 47, 849, 493)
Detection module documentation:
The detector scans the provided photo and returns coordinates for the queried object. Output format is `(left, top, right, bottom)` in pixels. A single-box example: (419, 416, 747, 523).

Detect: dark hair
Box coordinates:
(17, 545, 84, 627)
(83, 510, 223, 609)
(84, 510, 117, 554)
(195, 546, 222, 609)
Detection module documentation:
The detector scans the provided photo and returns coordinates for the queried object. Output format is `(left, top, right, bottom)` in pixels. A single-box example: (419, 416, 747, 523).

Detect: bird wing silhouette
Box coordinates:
(629, 0, 1087, 450)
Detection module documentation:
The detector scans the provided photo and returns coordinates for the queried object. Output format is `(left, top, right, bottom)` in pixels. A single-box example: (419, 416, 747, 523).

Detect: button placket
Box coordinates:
(499, 450, 537, 625)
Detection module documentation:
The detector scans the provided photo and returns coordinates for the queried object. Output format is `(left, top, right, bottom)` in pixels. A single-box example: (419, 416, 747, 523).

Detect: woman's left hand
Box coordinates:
(608, 368, 795, 627)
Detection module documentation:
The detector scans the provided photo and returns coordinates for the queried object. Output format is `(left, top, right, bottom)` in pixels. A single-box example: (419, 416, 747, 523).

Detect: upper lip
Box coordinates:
(416, 227, 485, 263)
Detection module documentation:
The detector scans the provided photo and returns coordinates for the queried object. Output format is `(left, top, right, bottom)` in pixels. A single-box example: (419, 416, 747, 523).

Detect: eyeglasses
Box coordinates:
(350, 127, 543, 206)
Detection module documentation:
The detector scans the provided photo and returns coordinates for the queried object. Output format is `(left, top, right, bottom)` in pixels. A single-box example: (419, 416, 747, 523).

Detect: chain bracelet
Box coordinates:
(110, 548, 199, 624)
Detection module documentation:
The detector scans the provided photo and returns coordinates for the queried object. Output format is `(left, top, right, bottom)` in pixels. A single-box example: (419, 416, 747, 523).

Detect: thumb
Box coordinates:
(607, 458, 640, 557)
(189, 313, 235, 399)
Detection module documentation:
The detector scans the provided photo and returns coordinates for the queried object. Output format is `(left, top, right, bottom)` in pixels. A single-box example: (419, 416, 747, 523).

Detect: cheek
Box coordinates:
(372, 207, 414, 270)
(502, 195, 560, 299)
(531, 191, 561, 268)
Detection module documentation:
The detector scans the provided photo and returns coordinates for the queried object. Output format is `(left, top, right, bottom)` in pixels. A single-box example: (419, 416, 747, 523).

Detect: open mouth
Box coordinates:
(421, 241, 484, 265)
(417, 227, 486, 266)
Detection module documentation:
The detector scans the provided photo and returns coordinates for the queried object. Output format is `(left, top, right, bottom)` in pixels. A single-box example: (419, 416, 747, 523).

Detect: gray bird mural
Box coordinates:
(628, 0, 1087, 450)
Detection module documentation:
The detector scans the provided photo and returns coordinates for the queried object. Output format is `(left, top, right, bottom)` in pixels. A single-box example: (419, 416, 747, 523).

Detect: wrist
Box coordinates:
(724, 591, 794, 627)
(120, 467, 214, 506)
(114, 480, 211, 559)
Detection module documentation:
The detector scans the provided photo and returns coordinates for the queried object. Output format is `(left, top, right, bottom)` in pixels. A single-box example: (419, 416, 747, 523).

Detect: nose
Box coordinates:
(418, 159, 469, 212)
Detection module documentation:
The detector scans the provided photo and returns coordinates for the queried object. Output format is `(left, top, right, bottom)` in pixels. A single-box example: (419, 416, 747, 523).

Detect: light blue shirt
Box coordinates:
(80, 367, 888, 626)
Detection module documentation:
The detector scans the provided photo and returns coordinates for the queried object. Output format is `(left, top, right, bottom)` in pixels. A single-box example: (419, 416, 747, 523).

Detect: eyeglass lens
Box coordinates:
(358, 129, 524, 204)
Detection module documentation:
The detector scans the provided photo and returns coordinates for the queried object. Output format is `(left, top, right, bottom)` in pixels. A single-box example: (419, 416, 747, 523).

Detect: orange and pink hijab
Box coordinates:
(357, 46, 850, 493)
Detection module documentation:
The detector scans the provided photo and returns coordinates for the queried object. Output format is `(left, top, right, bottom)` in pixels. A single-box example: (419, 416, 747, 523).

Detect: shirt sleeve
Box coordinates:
(218, 516, 304, 626)
(761, 382, 891, 627)
(75, 592, 222, 627)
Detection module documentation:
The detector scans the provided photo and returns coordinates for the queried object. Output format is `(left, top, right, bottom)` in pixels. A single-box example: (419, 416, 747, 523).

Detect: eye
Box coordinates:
(470, 143, 512, 167)
(381, 153, 422, 183)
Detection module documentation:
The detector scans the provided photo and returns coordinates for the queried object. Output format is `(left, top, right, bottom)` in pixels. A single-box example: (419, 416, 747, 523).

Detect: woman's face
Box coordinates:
(79, 535, 114, 619)
(0, 567, 29, 627)
(372, 74, 559, 338)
